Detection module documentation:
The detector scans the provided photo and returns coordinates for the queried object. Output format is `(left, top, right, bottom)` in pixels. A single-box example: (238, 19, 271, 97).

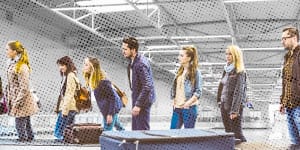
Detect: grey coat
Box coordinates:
(217, 69, 246, 114)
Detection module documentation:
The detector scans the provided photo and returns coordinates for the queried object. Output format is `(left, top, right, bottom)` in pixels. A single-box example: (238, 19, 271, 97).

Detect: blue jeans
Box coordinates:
(286, 106, 300, 145)
(15, 116, 34, 140)
(170, 105, 198, 129)
(103, 113, 125, 131)
(54, 111, 76, 139)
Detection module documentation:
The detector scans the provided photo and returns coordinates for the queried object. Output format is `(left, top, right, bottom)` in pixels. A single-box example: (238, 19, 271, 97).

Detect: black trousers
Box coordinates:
(132, 105, 151, 130)
(15, 116, 34, 140)
(221, 103, 246, 142)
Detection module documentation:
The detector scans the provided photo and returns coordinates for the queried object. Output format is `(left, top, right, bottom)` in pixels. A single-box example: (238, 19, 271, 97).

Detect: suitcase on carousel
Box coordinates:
(63, 123, 103, 144)
(100, 129, 234, 150)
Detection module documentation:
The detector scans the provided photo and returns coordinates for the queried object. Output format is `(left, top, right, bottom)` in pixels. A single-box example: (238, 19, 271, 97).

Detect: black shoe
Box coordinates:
(17, 138, 27, 142)
(17, 138, 34, 142)
(26, 138, 34, 142)
(54, 139, 64, 143)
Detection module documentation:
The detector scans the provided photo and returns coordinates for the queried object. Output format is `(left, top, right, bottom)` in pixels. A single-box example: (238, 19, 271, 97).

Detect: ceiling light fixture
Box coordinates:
(171, 35, 232, 40)
(224, 0, 278, 3)
(146, 45, 179, 50)
(242, 47, 284, 51)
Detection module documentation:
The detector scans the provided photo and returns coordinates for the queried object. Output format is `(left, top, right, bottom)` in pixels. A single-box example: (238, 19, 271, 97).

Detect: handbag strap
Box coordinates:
(111, 82, 124, 96)
(111, 83, 121, 92)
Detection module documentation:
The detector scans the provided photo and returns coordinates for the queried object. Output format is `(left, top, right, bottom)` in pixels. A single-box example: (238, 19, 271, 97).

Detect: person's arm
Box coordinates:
(217, 72, 225, 108)
(170, 77, 176, 101)
(102, 81, 117, 116)
(184, 70, 203, 106)
(231, 72, 245, 114)
(280, 68, 285, 114)
(135, 63, 153, 107)
(15, 65, 30, 107)
(61, 73, 77, 116)
(0, 77, 3, 98)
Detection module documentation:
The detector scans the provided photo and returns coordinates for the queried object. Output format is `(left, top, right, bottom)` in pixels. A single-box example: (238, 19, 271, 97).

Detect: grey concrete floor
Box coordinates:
(0, 125, 292, 150)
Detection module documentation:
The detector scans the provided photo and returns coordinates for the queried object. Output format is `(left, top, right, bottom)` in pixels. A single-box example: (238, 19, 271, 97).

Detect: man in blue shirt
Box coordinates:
(122, 37, 156, 130)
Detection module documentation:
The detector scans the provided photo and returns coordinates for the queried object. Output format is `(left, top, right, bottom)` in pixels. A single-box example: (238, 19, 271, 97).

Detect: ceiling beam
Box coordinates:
(152, 0, 187, 35)
(124, 0, 181, 67)
(152, 0, 207, 59)
(112, 35, 232, 41)
(51, 0, 215, 9)
(31, 0, 119, 46)
(107, 19, 296, 32)
(125, 0, 178, 46)
(220, 0, 237, 45)
(294, 4, 300, 28)
(224, 0, 280, 3)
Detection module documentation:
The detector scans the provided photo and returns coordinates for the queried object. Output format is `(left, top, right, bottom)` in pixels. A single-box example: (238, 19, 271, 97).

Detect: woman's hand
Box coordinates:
(230, 113, 238, 120)
(182, 102, 190, 109)
(132, 106, 141, 116)
(106, 115, 112, 124)
(172, 99, 176, 109)
(218, 102, 222, 108)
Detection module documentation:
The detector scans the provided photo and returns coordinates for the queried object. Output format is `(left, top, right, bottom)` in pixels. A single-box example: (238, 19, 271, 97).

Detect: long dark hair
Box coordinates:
(56, 56, 77, 76)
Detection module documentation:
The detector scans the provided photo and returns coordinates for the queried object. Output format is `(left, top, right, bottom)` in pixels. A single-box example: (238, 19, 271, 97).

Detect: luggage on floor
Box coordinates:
(63, 123, 103, 144)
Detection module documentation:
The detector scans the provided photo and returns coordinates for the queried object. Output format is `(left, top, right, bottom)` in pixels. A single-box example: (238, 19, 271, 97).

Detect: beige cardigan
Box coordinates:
(7, 64, 38, 117)
(59, 72, 78, 116)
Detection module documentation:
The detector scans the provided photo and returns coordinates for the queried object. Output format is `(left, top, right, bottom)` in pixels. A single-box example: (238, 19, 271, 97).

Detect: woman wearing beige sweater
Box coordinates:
(54, 56, 78, 141)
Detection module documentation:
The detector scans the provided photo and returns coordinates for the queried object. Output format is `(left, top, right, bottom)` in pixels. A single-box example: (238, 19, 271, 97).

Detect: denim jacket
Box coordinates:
(170, 70, 203, 101)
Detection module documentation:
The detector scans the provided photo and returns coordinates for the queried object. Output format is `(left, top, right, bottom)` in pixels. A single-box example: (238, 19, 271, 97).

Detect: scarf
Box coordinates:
(224, 63, 235, 73)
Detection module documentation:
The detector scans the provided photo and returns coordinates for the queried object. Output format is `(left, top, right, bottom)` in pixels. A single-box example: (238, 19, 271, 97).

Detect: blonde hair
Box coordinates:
(227, 45, 245, 73)
(83, 57, 106, 90)
(7, 41, 31, 73)
(176, 45, 199, 86)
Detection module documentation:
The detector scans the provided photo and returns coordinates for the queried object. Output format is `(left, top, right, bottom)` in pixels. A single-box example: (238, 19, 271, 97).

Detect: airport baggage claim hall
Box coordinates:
(0, 0, 299, 150)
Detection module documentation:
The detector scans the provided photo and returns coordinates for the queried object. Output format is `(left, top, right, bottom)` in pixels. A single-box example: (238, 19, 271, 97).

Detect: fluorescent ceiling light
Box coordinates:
(76, 0, 127, 6)
(250, 84, 275, 86)
(200, 62, 226, 66)
(171, 35, 231, 40)
(146, 45, 179, 50)
(141, 50, 180, 53)
(224, 0, 278, 3)
(76, 0, 156, 13)
(133, 35, 232, 40)
(242, 47, 284, 51)
(246, 68, 282, 71)
(93, 5, 157, 13)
